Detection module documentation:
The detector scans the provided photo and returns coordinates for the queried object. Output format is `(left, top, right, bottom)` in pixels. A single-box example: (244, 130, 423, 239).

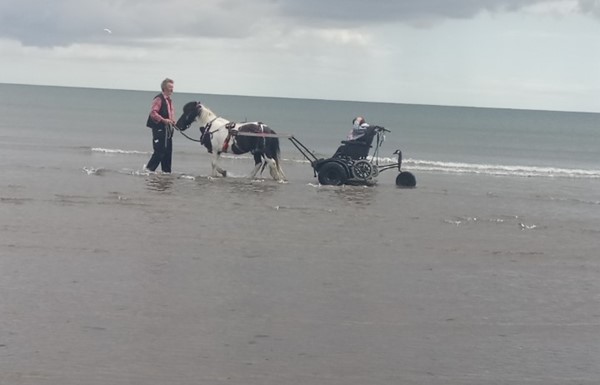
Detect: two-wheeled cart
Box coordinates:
(288, 126, 416, 187)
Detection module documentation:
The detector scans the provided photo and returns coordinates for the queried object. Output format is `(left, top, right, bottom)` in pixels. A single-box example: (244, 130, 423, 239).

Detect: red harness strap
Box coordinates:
(221, 123, 238, 152)
(222, 133, 231, 152)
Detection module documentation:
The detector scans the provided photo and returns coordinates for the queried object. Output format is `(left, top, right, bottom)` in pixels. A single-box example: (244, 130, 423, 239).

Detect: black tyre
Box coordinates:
(318, 162, 348, 185)
(396, 171, 416, 188)
(352, 160, 374, 180)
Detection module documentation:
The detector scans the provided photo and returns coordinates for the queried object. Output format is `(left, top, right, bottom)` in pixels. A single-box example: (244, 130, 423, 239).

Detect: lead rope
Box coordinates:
(172, 122, 203, 143)
(166, 123, 175, 148)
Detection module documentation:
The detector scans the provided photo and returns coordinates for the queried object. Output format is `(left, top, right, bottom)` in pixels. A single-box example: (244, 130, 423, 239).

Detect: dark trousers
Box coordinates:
(146, 127, 173, 172)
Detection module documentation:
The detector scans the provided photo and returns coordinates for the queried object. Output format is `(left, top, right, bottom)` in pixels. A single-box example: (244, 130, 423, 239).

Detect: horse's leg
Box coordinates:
(264, 137, 286, 181)
(265, 157, 278, 180)
(210, 152, 219, 176)
(263, 156, 286, 181)
(249, 153, 262, 179)
(263, 146, 286, 181)
(277, 164, 286, 181)
(212, 152, 227, 177)
(274, 156, 286, 181)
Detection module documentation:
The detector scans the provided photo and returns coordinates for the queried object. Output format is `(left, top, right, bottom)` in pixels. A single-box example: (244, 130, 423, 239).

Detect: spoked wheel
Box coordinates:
(396, 171, 416, 188)
(318, 162, 348, 186)
(371, 164, 379, 178)
(352, 160, 374, 180)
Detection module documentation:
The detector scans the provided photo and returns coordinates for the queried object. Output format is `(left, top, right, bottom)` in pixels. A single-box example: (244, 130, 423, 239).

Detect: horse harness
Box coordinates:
(200, 119, 267, 154)
(199, 117, 219, 153)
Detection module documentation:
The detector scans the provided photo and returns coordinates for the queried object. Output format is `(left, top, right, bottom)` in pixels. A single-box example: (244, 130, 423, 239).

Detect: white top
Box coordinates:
(347, 122, 370, 140)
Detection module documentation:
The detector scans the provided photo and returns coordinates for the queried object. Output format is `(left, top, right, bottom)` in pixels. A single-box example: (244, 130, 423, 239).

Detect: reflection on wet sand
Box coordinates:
(192, 176, 283, 197)
(332, 185, 377, 207)
(226, 179, 281, 196)
(145, 174, 174, 192)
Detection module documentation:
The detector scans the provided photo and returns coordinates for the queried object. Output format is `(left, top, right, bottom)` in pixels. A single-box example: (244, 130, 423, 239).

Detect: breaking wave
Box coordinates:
(403, 159, 600, 179)
(90, 147, 600, 179)
(92, 147, 148, 155)
(287, 156, 600, 179)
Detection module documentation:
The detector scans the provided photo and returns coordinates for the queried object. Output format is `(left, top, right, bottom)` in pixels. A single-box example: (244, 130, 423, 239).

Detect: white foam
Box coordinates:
(90, 147, 600, 179)
(92, 147, 148, 155)
(290, 155, 600, 179)
(404, 159, 600, 178)
(82, 167, 106, 175)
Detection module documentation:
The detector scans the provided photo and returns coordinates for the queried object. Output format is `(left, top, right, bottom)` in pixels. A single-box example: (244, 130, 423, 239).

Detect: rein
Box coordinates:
(174, 115, 221, 144)
(174, 125, 202, 143)
(175, 117, 261, 153)
(205, 117, 219, 130)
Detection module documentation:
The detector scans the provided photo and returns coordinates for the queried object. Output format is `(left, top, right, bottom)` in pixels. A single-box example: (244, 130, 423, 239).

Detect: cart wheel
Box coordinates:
(371, 165, 379, 178)
(396, 171, 416, 188)
(318, 162, 348, 185)
(352, 160, 374, 180)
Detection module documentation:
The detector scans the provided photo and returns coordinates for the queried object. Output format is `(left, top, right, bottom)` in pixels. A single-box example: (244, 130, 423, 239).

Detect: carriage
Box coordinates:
(288, 125, 417, 187)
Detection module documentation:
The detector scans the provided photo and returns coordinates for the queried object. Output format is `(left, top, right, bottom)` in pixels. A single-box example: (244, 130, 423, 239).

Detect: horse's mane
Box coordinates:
(182, 101, 197, 114)
(199, 104, 218, 124)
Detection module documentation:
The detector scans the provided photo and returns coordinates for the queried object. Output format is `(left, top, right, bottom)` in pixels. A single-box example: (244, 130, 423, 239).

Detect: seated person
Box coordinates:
(347, 116, 370, 141)
(333, 116, 376, 159)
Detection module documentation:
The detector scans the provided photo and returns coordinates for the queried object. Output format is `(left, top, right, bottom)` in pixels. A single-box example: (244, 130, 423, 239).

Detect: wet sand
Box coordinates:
(1, 162, 600, 384)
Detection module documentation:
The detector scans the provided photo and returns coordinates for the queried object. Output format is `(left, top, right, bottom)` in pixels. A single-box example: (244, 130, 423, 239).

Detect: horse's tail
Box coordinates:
(266, 135, 286, 181)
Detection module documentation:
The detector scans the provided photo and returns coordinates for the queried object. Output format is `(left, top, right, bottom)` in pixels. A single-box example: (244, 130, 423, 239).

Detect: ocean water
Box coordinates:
(1, 83, 600, 385)
(3, 83, 599, 176)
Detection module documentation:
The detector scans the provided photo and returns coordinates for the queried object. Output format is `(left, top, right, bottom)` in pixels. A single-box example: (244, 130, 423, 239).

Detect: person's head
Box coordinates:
(352, 116, 365, 128)
(161, 78, 174, 96)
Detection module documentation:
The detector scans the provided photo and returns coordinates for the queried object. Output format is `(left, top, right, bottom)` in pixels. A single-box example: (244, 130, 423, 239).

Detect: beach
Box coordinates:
(2, 164, 599, 384)
(1, 84, 599, 384)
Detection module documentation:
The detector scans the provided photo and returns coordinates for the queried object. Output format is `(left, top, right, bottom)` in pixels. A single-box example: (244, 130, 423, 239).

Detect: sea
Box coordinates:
(1, 83, 599, 385)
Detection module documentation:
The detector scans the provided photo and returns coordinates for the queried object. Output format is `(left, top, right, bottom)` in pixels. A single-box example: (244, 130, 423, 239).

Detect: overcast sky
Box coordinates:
(1, 0, 600, 112)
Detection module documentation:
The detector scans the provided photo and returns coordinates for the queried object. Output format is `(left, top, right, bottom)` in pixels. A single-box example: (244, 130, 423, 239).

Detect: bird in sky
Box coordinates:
(103, 28, 112, 34)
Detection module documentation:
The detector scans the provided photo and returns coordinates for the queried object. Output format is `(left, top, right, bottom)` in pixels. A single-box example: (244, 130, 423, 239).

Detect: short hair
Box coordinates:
(161, 78, 174, 91)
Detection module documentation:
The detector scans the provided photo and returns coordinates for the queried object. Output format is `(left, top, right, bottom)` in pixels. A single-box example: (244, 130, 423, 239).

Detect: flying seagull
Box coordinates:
(103, 28, 112, 34)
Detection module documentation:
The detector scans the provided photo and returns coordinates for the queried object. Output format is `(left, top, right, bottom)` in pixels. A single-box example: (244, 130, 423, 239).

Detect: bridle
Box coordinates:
(176, 103, 221, 144)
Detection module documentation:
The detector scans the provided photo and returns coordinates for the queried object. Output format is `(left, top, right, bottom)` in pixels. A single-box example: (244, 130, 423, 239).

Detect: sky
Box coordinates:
(1, 0, 600, 112)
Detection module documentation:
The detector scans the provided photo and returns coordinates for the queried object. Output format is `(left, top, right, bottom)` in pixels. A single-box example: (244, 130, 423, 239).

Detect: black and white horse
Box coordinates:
(176, 102, 286, 181)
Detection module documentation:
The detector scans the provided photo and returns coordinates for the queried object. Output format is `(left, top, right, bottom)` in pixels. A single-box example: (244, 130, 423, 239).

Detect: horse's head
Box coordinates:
(176, 101, 202, 131)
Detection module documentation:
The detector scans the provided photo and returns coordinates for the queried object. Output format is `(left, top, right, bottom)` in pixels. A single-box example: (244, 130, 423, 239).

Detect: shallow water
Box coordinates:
(1, 84, 600, 384)
(3, 165, 600, 385)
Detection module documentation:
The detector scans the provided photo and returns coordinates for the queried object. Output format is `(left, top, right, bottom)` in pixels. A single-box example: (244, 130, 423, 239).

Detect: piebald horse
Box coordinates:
(176, 102, 286, 181)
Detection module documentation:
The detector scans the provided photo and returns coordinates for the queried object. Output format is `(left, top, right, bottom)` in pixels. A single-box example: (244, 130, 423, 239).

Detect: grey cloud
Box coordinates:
(579, 0, 600, 16)
(0, 0, 258, 47)
(0, 0, 592, 47)
(274, 0, 572, 24)
(0, 0, 120, 46)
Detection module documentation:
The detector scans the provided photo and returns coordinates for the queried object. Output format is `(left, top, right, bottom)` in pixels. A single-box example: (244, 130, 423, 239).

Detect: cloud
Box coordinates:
(0, 0, 592, 47)
(273, 0, 583, 25)
(0, 0, 271, 46)
(278, 0, 509, 21)
(579, 0, 600, 16)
